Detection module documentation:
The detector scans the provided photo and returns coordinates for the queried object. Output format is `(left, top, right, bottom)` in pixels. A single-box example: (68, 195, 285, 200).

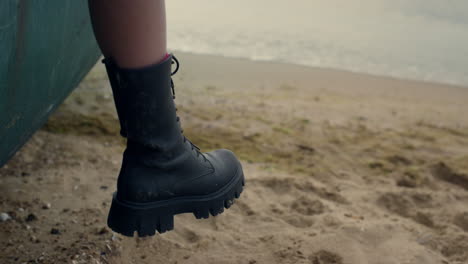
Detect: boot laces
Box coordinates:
(171, 56, 207, 162)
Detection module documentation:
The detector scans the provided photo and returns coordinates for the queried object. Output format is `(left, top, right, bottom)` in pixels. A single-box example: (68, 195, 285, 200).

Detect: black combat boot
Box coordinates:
(102, 58, 127, 137)
(104, 54, 244, 237)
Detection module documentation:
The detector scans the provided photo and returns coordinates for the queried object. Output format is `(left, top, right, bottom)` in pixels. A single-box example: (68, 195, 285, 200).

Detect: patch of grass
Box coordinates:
(273, 126, 292, 135)
(182, 110, 319, 175)
(43, 108, 121, 141)
(279, 84, 296, 91)
(205, 85, 217, 91)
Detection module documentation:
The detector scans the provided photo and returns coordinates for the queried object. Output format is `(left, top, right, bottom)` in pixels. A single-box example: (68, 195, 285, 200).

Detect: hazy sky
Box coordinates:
(167, 0, 468, 55)
(166, 0, 468, 85)
(167, 0, 468, 29)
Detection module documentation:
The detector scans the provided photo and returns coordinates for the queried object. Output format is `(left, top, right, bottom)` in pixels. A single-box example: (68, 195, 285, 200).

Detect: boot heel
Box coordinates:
(107, 194, 175, 237)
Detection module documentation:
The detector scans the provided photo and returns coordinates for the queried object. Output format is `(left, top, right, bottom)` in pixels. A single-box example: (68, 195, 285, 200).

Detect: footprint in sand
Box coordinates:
(431, 162, 468, 190)
(235, 200, 255, 216)
(283, 215, 315, 228)
(273, 197, 327, 228)
(293, 180, 349, 205)
(179, 228, 201, 243)
(376, 192, 410, 217)
(313, 188, 349, 205)
(268, 198, 321, 228)
(386, 155, 412, 166)
(396, 171, 428, 188)
(454, 212, 468, 232)
(255, 177, 292, 194)
(377, 192, 438, 228)
(440, 234, 468, 262)
(290, 196, 326, 216)
(256, 177, 348, 205)
(309, 250, 344, 264)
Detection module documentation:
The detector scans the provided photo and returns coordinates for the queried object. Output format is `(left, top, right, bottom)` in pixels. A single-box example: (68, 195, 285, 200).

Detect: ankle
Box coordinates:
(115, 52, 170, 69)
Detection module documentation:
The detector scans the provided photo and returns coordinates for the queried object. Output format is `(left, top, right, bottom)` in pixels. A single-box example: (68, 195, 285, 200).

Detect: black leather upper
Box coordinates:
(106, 55, 242, 203)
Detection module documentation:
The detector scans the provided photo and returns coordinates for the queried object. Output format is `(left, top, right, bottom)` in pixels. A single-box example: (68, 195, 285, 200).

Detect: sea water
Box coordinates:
(167, 0, 468, 87)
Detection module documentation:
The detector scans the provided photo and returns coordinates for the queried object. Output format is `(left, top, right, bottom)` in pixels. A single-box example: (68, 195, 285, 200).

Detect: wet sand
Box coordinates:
(1, 52, 468, 263)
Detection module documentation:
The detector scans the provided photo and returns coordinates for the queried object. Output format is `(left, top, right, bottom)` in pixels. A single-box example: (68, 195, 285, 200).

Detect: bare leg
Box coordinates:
(88, 0, 167, 68)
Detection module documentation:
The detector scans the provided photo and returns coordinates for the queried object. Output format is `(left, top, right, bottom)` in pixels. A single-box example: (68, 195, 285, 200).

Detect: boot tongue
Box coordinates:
(119, 55, 183, 150)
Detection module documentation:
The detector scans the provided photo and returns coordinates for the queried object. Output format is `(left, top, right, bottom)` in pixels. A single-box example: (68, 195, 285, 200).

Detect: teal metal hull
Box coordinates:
(0, 1, 101, 167)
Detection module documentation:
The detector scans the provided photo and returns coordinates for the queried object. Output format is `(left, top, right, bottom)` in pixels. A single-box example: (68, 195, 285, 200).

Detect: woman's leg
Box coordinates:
(88, 0, 167, 68)
(87, 0, 245, 237)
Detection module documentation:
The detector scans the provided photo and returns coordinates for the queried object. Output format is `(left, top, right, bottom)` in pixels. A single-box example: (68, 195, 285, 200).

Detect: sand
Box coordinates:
(1, 52, 468, 264)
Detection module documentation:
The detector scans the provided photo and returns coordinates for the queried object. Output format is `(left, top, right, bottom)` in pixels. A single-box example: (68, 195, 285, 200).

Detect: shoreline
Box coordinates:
(169, 51, 468, 132)
(170, 50, 468, 90)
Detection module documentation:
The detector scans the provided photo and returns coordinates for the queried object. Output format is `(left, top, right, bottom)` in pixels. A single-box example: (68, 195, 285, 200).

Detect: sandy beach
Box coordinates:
(1, 52, 468, 264)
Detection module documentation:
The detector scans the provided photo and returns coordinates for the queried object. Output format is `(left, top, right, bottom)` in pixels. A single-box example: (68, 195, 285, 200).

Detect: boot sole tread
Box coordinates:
(107, 171, 244, 237)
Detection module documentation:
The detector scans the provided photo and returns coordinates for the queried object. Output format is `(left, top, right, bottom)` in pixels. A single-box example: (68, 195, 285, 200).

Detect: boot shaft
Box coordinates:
(112, 55, 183, 150)
(103, 58, 127, 137)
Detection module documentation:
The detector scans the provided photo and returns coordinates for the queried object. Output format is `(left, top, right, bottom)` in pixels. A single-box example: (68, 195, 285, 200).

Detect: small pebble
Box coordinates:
(50, 228, 61, 235)
(97, 227, 108, 235)
(25, 214, 37, 222)
(30, 235, 40, 243)
(18, 208, 24, 212)
(42, 203, 51, 210)
(0, 212, 11, 222)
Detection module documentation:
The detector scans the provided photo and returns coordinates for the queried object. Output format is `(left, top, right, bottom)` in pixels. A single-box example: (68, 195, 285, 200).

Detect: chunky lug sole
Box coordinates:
(107, 171, 245, 237)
